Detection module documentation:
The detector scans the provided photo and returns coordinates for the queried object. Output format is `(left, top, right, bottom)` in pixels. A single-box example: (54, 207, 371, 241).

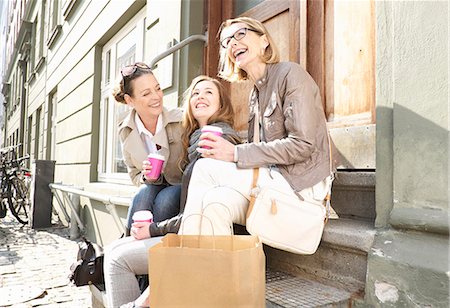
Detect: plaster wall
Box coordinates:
(376, 1, 449, 227)
(391, 1, 448, 211)
(370, 1, 449, 305)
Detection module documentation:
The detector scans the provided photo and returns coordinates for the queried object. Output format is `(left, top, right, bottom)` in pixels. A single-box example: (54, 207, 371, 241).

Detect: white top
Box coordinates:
(135, 112, 163, 154)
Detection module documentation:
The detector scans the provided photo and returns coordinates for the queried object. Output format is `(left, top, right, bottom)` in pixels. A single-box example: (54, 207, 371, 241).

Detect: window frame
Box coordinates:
(47, 0, 62, 48)
(98, 7, 146, 185)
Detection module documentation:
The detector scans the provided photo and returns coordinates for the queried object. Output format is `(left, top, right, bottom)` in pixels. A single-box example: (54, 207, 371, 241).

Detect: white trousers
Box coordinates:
(179, 158, 329, 235)
(104, 236, 162, 307)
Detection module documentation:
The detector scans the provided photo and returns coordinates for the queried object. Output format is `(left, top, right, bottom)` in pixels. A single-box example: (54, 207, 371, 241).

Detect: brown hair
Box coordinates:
(179, 75, 235, 169)
(218, 16, 280, 82)
(112, 64, 154, 104)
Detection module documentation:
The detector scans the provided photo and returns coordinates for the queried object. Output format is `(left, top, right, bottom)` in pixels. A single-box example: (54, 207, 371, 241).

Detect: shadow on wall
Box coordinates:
(376, 103, 448, 227)
(392, 103, 447, 208)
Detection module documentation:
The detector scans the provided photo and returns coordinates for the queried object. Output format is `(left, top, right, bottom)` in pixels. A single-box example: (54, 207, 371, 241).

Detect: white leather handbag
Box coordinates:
(246, 169, 329, 254)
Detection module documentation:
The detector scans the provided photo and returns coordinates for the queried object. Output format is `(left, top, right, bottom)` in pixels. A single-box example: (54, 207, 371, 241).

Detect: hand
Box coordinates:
(197, 133, 235, 162)
(141, 160, 156, 182)
(130, 221, 151, 240)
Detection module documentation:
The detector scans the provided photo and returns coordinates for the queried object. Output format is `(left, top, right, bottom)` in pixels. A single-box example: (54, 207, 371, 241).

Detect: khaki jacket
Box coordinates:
(236, 62, 336, 191)
(118, 107, 184, 186)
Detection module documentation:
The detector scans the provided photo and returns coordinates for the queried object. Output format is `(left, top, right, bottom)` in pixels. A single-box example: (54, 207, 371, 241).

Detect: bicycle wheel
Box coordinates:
(7, 177, 30, 224)
(0, 199, 6, 218)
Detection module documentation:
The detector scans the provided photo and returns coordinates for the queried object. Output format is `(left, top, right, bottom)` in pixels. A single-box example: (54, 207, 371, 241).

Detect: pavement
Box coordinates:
(0, 212, 92, 307)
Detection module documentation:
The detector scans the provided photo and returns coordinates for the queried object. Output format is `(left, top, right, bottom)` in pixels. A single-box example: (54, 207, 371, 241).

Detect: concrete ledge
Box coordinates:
(366, 230, 449, 307)
(390, 207, 449, 235)
(323, 219, 376, 253)
(334, 171, 375, 188)
(84, 182, 137, 200)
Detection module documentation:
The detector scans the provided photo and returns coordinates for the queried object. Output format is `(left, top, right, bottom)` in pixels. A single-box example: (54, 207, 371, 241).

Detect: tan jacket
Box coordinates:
(118, 107, 184, 186)
(236, 62, 336, 191)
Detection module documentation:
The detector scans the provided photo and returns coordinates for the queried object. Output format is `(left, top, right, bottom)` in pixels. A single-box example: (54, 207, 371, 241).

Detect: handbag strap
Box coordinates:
(247, 89, 261, 219)
(324, 124, 334, 223)
(247, 168, 259, 219)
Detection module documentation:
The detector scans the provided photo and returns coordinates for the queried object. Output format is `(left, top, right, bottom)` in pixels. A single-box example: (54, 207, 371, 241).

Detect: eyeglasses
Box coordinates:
(220, 27, 261, 48)
(120, 62, 151, 78)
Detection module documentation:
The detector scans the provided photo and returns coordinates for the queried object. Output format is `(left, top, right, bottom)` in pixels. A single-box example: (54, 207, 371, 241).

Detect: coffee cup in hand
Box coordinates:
(146, 153, 165, 180)
(201, 125, 223, 149)
(132, 210, 153, 223)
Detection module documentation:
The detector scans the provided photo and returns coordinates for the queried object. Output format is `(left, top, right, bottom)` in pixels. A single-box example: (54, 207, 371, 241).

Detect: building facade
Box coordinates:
(1, 0, 448, 306)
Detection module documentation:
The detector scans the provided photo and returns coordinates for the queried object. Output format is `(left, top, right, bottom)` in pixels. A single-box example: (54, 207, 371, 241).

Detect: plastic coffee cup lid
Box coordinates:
(148, 153, 165, 161)
(201, 125, 223, 133)
(132, 210, 153, 221)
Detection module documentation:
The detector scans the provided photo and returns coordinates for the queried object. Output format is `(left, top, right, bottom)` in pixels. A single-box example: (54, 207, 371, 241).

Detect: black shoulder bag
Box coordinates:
(69, 237, 105, 287)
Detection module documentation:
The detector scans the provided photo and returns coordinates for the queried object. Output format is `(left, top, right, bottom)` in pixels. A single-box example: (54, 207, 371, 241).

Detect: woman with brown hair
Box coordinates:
(113, 63, 183, 235)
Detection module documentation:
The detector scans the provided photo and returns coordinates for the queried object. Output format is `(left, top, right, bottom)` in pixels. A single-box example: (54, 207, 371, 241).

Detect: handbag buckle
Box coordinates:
(250, 185, 260, 197)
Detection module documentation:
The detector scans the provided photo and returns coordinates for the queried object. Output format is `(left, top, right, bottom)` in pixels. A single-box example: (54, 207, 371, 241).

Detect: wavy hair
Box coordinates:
(112, 63, 153, 104)
(218, 16, 280, 82)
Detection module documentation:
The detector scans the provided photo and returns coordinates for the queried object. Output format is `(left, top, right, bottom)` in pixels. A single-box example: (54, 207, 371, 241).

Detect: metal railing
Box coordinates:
(149, 33, 208, 69)
(49, 183, 130, 238)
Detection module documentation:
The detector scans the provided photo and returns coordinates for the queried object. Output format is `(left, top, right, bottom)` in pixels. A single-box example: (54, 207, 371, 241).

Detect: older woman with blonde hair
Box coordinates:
(179, 16, 336, 236)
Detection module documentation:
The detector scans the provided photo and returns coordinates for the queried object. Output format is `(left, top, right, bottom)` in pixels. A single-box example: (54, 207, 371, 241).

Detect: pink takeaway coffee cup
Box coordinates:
(132, 210, 153, 223)
(201, 125, 223, 149)
(146, 153, 165, 180)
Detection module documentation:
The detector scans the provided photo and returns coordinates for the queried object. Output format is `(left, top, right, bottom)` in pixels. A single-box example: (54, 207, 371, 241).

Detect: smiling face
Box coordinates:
(125, 73, 163, 119)
(220, 22, 268, 73)
(189, 80, 221, 127)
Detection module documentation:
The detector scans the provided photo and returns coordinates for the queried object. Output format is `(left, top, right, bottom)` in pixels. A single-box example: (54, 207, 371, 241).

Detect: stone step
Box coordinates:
(331, 171, 375, 221)
(266, 269, 354, 307)
(365, 229, 449, 307)
(90, 269, 354, 308)
(265, 218, 375, 294)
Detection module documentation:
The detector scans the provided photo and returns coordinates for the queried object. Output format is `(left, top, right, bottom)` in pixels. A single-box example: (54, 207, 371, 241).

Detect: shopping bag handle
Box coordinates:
(201, 202, 236, 250)
(180, 214, 216, 250)
(201, 202, 235, 236)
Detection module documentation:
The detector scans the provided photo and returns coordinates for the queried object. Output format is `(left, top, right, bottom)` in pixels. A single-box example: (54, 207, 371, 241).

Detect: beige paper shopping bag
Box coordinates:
(148, 233, 265, 307)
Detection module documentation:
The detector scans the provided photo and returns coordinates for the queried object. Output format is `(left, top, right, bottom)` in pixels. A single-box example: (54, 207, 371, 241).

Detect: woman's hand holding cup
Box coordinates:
(130, 210, 153, 240)
(142, 160, 154, 181)
(142, 153, 165, 181)
(197, 131, 235, 162)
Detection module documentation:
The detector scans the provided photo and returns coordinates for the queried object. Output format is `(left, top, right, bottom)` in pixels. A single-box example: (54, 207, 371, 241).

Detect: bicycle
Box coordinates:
(0, 145, 32, 224)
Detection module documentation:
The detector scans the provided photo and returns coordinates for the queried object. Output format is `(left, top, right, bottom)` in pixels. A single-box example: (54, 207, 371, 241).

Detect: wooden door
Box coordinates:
(309, 0, 375, 169)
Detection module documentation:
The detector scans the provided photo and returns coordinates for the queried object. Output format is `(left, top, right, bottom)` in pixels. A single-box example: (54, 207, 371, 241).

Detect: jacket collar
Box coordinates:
(119, 107, 182, 163)
(254, 64, 270, 92)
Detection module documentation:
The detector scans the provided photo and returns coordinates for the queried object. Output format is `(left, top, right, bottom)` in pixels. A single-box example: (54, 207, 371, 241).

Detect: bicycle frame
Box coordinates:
(0, 145, 31, 224)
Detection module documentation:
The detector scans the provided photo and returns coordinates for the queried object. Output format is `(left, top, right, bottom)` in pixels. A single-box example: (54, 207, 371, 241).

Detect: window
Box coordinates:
(47, 90, 57, 160)
(47, 0, 62, 48)
(98, 7, 146, 184)
(27, 115, 32, 157)
(30, 19, 36, 74)
(35, 108, 41, 159)
(49, 0, 59, 30)
(34, 1, 46, 70)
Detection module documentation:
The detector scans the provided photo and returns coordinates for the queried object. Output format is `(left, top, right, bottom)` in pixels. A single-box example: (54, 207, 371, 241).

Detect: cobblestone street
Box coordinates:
(0, 213, 92, 307)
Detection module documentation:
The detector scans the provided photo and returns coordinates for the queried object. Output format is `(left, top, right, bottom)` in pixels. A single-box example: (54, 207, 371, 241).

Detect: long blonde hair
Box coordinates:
(179, 75, 235, 169)
(218, 17, 280, 82)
